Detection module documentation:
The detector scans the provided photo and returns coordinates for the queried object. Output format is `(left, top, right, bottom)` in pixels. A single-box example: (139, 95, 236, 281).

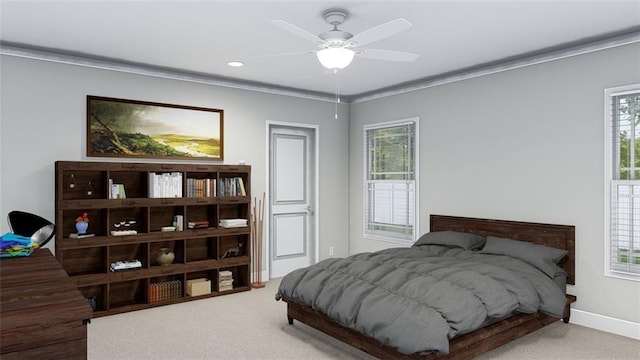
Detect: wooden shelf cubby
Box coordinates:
(55, 160, 251, 317)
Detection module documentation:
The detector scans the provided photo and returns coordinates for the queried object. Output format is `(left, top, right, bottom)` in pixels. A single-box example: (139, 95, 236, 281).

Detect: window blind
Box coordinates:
(364, 119, 418, 244)
(607, 86, 640, 279)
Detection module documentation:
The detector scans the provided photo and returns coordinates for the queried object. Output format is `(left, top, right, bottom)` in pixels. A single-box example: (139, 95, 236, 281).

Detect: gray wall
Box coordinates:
(2, 42, 639, 326)
(349, 43, 640, 323)
(0, 55, 350, 267)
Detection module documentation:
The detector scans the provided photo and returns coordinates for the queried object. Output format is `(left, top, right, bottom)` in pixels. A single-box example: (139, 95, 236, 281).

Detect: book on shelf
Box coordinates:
(219, 271, 233, 280)
(69, 232, 95, 239)
(238, 178, 246, 197)
(110, 260, 142, 272)
(148, 280, 182, 303)
(110, 229, 138, 236)
(218, 224, 247, 228)
(187, 220, 209, 229)
(149, 172, 183, 198)
(186, 178, 216, 198)
(108, 179, 126, 199)
(218, 268, 233, 291)
(219, 279, 234, 286)
(218, 177, 247, 197)
(219, 218, 248, 228)
(173, 215, 184, 231)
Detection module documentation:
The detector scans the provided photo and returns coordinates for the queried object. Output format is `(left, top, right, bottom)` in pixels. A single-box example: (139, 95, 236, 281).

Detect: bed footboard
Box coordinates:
(283, 295, 576, 360)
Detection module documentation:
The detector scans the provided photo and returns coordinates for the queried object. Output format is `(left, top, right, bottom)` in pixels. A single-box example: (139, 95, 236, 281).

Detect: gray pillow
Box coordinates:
(553, 266, 568, 293)
(413, 231, 486, 250)
(479, 236, 568, 278)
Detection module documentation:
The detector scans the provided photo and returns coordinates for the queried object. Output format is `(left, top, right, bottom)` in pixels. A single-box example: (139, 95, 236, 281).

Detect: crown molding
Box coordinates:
(349, 28, 640, 103)
(2, 27, 639, 104)
(0, 41, 338, 103)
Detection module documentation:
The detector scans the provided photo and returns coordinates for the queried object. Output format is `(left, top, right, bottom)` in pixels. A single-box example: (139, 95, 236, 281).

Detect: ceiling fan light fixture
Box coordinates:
(316, 47, 355, 70)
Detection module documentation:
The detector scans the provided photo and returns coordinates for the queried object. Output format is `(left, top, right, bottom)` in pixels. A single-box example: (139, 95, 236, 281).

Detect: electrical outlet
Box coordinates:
(329, 246, 334, 256)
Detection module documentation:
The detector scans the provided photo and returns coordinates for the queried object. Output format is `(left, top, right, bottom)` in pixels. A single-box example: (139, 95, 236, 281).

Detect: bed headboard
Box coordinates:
(430, 214, 575, 285)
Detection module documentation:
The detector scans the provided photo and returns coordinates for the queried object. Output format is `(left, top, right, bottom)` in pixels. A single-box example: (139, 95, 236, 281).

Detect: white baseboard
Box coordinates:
(570, 309, 640, 340)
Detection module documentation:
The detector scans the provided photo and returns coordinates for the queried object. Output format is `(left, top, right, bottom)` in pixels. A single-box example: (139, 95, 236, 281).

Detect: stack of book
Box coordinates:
(187, 220, 209, 229)
(109, 260, 142, 272)
(148, 280, 182, 303)
(219, 270, 234, 292)
(219, 218, 248, 228)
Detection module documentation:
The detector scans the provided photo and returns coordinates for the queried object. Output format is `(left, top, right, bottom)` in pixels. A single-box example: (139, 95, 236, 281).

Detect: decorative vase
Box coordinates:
(76, 221, 89, 234)
(156, 248, 175, 266)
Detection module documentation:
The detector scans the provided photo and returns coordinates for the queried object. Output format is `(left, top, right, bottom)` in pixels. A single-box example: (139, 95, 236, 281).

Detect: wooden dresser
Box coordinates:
(1, 248, 93, 359)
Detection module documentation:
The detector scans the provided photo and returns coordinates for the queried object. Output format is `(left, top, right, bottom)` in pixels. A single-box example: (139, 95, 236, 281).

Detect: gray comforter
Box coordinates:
(275, 245, 567, 355)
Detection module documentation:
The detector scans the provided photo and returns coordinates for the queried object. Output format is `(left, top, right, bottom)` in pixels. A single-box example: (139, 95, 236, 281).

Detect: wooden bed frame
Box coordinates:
(281, 214, 577, 360)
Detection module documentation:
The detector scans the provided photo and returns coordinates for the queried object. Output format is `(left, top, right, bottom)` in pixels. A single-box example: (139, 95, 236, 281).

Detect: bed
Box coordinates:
(276, 214, 576, 359)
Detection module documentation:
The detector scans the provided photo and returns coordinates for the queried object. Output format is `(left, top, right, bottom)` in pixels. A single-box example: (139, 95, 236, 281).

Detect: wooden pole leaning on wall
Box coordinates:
(251, 193, 266, 288)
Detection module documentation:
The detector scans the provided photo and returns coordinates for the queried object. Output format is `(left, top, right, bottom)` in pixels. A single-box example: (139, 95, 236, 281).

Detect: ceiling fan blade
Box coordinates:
(349, 18, 412, 48)
(356, 49, 419, 62)
(270, 20, 324, 44)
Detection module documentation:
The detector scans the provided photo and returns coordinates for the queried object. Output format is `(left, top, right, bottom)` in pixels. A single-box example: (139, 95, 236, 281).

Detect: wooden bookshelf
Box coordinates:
(55, 160, 251, 317)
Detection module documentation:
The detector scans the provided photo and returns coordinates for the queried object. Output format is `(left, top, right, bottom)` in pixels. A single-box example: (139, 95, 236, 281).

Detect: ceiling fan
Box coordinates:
(270, 9, 419, 71)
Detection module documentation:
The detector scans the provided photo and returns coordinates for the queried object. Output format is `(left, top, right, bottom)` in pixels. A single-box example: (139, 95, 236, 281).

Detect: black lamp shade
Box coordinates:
(7, 211, 55, 248)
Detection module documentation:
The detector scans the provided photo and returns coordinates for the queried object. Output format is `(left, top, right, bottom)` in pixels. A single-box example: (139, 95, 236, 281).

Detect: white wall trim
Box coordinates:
(570, 309, 640, 340)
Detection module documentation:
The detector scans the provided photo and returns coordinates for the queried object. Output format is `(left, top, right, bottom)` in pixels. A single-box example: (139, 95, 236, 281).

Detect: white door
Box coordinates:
(268, 124, 317, 278)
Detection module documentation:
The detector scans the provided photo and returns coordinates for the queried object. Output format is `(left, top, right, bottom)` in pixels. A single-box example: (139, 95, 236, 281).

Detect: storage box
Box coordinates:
(186, 278, 211, 296)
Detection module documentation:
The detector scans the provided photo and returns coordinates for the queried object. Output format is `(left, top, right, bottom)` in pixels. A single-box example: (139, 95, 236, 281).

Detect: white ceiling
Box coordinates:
(1, 0, 639, 101)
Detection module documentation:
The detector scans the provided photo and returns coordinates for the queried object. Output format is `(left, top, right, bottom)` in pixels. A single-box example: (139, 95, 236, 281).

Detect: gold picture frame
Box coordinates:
(87, 96, 223, 161)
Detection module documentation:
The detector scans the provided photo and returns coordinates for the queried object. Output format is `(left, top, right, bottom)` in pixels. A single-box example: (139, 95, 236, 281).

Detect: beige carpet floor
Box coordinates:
(88, 278, 639, 359)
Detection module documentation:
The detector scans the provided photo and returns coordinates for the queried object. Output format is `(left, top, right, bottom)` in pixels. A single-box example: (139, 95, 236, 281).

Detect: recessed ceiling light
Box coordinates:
(227, 61, 244, 67)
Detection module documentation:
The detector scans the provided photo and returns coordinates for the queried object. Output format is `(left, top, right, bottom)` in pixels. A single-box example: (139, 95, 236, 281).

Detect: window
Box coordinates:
(605, 84, 640, 281)
(364, 118, 418, 244)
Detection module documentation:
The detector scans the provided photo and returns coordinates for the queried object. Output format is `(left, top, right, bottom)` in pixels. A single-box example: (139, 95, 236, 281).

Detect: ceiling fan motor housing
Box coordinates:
(324, 10, 348, 25)
(319, 31, 353, 46)
(320, 10, 354, 47)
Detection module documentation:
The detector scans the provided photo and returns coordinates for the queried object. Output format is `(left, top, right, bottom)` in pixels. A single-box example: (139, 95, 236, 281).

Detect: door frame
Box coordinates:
(265, 120, 320, 280)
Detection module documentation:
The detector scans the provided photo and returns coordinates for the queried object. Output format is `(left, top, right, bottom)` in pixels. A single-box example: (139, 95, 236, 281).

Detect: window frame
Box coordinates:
(604, 84, 640, 282)
(363, 118, 419, 245)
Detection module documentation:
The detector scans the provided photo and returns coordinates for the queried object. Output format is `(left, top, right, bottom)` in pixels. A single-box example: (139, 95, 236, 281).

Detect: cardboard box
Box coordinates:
(186, 278, 211, 296)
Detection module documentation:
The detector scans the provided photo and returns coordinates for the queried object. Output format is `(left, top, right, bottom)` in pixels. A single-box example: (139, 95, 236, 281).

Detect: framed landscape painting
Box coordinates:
(87, 96, 223, 161)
